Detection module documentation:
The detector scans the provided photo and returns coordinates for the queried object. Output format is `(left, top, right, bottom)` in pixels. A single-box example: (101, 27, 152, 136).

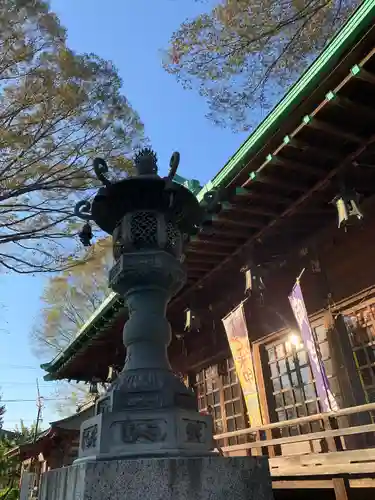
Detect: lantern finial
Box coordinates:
(133, 147, 158, 175)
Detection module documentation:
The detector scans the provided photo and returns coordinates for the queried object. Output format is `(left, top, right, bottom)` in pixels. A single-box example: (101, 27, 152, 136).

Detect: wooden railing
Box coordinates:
(214, 402, 375, 496)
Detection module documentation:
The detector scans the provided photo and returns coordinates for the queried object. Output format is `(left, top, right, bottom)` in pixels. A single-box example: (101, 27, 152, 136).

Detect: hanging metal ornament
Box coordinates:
(184, 308, 201, 332)
(333, 188, 363, 229)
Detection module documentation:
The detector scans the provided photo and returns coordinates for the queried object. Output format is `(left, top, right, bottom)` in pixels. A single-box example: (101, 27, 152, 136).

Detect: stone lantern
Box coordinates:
(74, 148, 213, 460)
(39, 149, 272, 500)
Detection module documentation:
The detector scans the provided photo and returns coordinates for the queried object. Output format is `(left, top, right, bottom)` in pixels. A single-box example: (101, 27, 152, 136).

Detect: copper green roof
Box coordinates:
(41, 292, 125, 380)
(196, 0, 375, 201)
(42, 0, 375, 381)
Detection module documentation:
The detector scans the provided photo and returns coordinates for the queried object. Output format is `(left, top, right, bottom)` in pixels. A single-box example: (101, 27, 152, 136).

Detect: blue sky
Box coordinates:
(1, 0, 252, 430)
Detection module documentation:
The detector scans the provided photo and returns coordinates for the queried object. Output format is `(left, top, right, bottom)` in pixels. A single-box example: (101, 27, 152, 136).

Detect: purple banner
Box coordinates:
(289, 282, 338, 412)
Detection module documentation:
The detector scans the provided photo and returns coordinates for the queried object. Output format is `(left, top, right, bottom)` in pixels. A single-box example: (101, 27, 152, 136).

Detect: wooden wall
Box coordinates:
(170, 199, 375, 374)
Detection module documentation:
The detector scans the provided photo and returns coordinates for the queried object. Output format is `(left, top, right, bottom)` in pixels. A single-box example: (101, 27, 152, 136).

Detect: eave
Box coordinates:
(41, 292, 125, 381)
(196, 0, 375, 197)
(6, 406, 96, 461)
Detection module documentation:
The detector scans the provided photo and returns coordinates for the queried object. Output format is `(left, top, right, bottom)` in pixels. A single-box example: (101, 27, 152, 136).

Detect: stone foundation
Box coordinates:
(38, 456, 273, 500)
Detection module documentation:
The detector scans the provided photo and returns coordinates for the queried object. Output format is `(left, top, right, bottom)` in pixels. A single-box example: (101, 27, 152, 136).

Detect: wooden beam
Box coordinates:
(187, 271, 206, 278)
(272, 480, 333, 490)
(190, 235, 239, 248)
(252, 343, 276, 458)
(288, 137, 344, 160)
(333, 95, 375, 121)
(222, 202, 277, 218)
(221, 423, 375, 453)
(356, 67, 375, 86)
(172, 132, 375, 309)
(257, 174, 307, 192)
(332, 478, 349, 500)
(235, 187, 292, 205)
(213, 402, 375, 441)
(303, 206, 332, 214)
(252, 343, 270, 425)
(309, 118, 363, 143)
(187, 247, 230, 257)
(187, 267, 207, 274)
(187, 264, 213, 272)
(213, 213, 264, 229)
(350, 478, 375, 488)
(270, 213, 332, 226)
(186, 256, 221, 265)
(270, 156, 325, 177)
(203, 222, 251, 239)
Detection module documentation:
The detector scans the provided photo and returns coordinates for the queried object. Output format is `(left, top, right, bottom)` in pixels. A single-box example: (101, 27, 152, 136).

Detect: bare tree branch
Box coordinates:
(0, 0, 145, 274)
(164, 0, 359, 130)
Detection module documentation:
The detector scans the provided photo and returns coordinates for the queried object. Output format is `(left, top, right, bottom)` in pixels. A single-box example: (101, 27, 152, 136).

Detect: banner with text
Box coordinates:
(222, 303, 262, 427)
(289, 281, 338, 412)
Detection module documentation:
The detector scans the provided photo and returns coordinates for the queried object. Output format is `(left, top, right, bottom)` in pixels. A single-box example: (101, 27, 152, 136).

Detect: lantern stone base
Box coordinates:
(38, 456, 273, 500)
(75, 408, 214, 461)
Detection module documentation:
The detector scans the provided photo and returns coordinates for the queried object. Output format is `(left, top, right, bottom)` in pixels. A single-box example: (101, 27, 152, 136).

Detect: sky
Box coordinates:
(0, 0, 253, 430)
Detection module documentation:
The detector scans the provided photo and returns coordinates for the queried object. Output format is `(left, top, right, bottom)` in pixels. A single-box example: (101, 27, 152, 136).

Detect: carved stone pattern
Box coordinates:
(97, 396, 111, 415)
(185, 421, 205, 443)
(123, 393, 163, 409)
(82, 424, 98, 450)
(130, 211, 157, 247)
(120, 420, 167, 444)
(120, 371, 164, 391)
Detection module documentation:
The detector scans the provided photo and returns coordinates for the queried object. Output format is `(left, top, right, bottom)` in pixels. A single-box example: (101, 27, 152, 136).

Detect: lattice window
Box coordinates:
(347, 308, 375, 401)
(221, 358, 248, 446)
(195, 358, 248, 447)
(266, 333, 322, 436)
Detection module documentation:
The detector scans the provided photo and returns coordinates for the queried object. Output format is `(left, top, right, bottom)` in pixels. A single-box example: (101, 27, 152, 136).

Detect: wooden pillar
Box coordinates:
(333, 478, 350, 500)
(252, 343, 277, 457)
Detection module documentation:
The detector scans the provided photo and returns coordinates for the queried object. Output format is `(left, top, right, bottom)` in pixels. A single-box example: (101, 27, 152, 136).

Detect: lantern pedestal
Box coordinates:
(38, 456, 273, 500)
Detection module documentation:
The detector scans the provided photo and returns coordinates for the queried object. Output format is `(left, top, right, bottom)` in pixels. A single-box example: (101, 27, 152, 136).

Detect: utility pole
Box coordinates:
(33, 379, 43, 444)
(28, 379, 43, 500)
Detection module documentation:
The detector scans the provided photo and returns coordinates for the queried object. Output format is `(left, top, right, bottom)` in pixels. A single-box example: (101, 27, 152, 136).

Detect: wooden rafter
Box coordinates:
(189, 236, 238, 248)
(333, 95, 375, 121)
(235, 187, 292, 205)
(356, 67, 375, 86)
(256, 174, 307, 192)
(270, 156, 325, 177)
(308, 118, 363, 143)
(187, 264, 213, 272)
(213, 213, 264, 229)
(287, 138, 345, 160)
(187, 269, 206, 278)
(187, 256, 222, 265)
(202, 223, 251, 239)
(302, 206, 333, 214)
(172, 131, 375, 309)
(221, 202, 277, 218)
(188, 247, 230, 257)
